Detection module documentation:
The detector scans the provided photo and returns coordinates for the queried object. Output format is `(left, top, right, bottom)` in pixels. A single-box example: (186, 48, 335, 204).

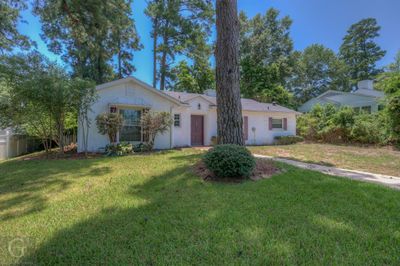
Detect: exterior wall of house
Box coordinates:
(78, 80, 299, 152)
(243, 111, 297, 145)
(77, 82, 176, 152)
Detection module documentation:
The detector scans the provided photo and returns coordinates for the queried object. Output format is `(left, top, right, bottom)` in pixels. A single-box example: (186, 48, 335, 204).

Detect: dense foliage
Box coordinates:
(204, 145, 256, 178)
(0, 52, 96, 155)
(288, 44, 350, 104)
(239, 8, 295, 106)
(105, 142, 133, 156)
(297, 104, 388, 145)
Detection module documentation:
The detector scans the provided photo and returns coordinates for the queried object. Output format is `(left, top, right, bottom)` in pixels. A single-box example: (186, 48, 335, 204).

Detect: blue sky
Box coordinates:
(18, 0, 400, 85)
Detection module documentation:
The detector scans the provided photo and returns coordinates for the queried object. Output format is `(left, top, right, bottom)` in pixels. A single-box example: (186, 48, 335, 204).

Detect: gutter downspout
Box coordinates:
(6, 129, 10, 159)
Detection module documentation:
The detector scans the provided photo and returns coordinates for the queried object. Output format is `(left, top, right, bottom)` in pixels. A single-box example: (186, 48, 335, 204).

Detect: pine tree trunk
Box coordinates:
(159, 25, 168, 91)
(215, 0, 244, 145)
(152, 18, 159, 88)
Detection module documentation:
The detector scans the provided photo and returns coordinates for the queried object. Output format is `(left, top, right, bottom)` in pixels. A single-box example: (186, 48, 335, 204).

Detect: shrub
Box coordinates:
(140, 111, 173, 150)
(350, 113, 383, 144)
(274, 135, 304, 145)
(105, 142, 133, 156)
(203, 144, 256, 178)
(133, 142, 153, 153)
(96, 112, 123, 143)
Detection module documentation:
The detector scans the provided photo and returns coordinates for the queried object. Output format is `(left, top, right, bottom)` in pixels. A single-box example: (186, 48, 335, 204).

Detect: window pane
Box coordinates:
(174, 114, 180, 127)
(120, 109, 141, 125)
(120, 126, 141, 142)
(119, 108, 142, 142)
(271, 118, 283, 129)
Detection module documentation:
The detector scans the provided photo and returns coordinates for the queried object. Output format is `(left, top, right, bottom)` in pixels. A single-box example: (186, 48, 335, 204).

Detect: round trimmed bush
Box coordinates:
(203, 144, 256, 178)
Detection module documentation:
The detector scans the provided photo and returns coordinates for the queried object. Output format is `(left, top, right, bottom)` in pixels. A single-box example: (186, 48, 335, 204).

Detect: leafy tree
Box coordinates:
(239, 8, 295, 106)
(34, 0, 141, 84)
(0, 52, 96, 155)
(140, 111, 173, 150)
(145, 0, 214, 90)
(0, 0, 32, 53)
(377, 73, 400, 145)
(339, 18, 386, 83)
(96, 112, 123, 144)
(288, 44, 350, 103)
(215, 0, 243, 145)
(171, 59, 214, 93)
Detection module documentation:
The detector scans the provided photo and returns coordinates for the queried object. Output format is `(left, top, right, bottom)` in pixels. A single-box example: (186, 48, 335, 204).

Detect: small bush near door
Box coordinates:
(204, 144, 256, 179)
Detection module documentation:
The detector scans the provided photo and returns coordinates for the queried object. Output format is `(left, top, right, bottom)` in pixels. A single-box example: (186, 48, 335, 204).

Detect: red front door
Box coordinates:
(191, 115, 204, 146)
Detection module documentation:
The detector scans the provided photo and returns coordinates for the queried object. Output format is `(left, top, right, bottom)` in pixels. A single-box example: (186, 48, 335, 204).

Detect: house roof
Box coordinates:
(96, 77, 184, 106)
(164, 91, 300, 114)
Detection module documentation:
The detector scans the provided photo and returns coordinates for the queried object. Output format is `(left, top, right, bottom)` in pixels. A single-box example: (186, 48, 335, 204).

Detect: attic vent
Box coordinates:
(198, 103, 201, 110)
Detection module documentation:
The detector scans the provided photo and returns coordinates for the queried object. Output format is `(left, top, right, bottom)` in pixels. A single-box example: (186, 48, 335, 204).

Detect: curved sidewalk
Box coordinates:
(254, 154, 400, 190)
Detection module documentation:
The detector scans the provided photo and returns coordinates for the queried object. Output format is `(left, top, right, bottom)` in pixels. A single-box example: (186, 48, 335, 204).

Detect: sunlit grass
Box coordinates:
(249, 143, 400, 176)
(0, 149, 399, 265)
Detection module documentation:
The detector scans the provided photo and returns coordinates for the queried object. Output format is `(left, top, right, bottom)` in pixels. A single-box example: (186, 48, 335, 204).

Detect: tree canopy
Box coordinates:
(339, 18, 386, 83)
(34, 0, 142, 84)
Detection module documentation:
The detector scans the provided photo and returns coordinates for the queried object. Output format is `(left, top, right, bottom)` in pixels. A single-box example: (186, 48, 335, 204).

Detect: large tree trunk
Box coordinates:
(215, 0, 243, 145)
(159, 22, 169, 91)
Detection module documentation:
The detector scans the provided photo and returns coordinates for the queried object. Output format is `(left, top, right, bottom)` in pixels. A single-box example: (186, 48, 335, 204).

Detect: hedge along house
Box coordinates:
(298, 80, 385, 113)
(77, 77, 300, 152)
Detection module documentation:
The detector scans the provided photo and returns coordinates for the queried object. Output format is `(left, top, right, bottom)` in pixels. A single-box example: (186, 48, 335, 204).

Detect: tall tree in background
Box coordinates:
(171, 31, 215, 93)
(145, 0, 214, 90)
(34, 0, 141, 84)
(239, 8, 295, 106)
(0, 0, 32, 53)
(215, 0, 243, 145)
(339, 18, 386, 83)
(288, 44, 350, 103)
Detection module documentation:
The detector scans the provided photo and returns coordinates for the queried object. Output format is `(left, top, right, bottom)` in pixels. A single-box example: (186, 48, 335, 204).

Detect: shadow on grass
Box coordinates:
(16, 159, 400, 265)
(0, 158, 112, 221)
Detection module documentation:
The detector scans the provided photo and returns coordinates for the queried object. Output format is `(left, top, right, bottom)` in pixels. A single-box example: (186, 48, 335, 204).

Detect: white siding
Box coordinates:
(78, 81, 176, 152)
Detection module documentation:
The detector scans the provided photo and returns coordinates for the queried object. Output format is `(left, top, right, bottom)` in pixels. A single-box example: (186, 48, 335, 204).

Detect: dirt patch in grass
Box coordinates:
(193, 158, 279, 183)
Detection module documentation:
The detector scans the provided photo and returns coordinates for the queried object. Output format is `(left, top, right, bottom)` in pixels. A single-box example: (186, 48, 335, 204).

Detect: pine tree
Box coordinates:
(215, 0, 243, 145)
(34, 0, 141, 84)
(145, 0, 214, 90)
(339, 18, 386, 83)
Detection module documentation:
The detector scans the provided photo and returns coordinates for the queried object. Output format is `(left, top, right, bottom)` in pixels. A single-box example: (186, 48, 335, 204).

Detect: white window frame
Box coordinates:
(118, 108, 143, 143)
(174, 114, 181, 127)
(271, 118, 283, 129)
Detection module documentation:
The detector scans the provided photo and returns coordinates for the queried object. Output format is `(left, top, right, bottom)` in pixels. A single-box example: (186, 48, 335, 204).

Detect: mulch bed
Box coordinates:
(193, 158, 280, 183)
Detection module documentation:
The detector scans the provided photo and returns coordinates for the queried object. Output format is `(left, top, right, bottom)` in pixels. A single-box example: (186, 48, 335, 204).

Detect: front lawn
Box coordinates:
(0, 149, 399, 265)
(249, 143, 400, 176)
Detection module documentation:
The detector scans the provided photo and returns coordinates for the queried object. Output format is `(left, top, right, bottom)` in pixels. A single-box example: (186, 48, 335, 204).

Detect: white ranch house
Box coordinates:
(77, 77, 299, 152)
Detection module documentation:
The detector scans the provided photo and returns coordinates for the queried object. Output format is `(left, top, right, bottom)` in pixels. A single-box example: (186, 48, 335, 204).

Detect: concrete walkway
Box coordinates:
(254, 154, 400, 190)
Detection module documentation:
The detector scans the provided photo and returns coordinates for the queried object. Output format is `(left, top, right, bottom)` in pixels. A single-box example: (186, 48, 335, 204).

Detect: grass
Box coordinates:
(0, 149, 399, 265)
(249, 143, 400, 176)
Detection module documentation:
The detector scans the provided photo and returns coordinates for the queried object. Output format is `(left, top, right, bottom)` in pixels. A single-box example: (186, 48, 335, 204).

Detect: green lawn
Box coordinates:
(249, 143, 400, 176)
(0, 149, 399, 265)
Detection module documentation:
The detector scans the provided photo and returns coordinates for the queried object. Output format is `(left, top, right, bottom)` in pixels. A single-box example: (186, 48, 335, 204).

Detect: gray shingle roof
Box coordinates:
(163, 91, 299, 113)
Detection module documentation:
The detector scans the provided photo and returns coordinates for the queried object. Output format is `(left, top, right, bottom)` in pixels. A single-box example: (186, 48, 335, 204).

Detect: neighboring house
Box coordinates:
(298, 80, 384, 113)
(0, 128, 28, 160)
(77, 77, 300, 152)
